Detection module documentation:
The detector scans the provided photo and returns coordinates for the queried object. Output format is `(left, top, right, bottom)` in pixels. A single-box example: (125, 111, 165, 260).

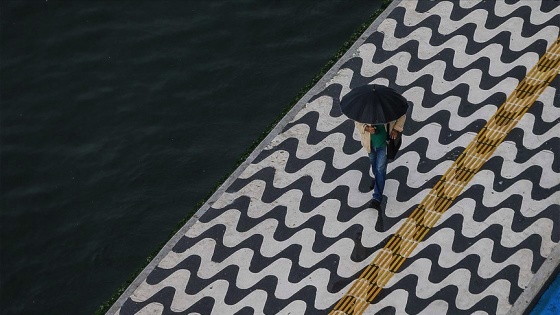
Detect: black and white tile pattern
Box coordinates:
(113, 1, 560, 314)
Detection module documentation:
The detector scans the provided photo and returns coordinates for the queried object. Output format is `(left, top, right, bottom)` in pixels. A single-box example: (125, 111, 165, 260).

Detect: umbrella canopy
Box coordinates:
(339, 84, 409, 124)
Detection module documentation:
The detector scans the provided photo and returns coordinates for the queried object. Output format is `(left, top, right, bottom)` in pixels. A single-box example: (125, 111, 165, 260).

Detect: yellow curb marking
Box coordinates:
(330, 37, 560, 315)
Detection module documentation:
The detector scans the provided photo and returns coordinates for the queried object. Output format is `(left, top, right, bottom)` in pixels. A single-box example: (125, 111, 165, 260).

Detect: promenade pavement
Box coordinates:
(108, 1, 560, 314)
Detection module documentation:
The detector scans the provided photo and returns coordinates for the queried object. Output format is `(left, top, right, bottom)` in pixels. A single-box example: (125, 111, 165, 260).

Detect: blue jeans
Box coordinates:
(369, 145, 387, 202)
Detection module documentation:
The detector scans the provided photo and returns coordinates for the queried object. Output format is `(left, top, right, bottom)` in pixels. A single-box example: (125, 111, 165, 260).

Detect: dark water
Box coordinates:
(0, 1, 381, 314)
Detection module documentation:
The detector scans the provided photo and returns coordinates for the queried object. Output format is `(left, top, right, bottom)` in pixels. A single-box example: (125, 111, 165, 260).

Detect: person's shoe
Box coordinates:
(369, 199, 381, 210)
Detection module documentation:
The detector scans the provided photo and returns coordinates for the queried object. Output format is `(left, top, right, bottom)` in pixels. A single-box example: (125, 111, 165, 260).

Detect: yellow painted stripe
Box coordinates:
(330, 37, 560, 315)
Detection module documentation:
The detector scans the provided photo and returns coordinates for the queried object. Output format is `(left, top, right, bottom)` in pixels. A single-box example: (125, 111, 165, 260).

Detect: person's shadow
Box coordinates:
(359, 176, 386, 233)
(350, 218, 386, 263)
(375, 209, 384, 232)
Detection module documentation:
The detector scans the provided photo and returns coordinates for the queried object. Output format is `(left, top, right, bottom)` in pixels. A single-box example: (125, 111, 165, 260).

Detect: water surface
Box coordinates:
(0, 1, 382, 313)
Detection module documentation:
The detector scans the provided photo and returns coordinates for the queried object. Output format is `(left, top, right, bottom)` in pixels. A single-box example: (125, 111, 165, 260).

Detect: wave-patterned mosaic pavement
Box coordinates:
(112, 1, 560, 314)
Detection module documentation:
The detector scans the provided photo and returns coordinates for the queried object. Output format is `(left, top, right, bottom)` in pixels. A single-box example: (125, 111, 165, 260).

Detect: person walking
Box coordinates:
(339, 83, 409, 214)
(355, 115, 406, 210)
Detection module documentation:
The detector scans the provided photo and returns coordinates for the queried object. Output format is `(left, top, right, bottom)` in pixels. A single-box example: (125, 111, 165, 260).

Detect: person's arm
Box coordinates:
(393, 115, 406, 132)
(390, 115, 406, 139)
(355, 121, 373, 134)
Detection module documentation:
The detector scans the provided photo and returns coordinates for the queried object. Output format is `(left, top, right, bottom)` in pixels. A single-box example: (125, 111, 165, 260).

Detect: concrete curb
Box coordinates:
(507, 244, 560, 315)
(105, 1, 402, 314)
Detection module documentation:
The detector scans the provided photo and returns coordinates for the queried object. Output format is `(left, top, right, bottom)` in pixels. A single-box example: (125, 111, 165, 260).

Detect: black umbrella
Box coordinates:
(339, 84, 409, 124)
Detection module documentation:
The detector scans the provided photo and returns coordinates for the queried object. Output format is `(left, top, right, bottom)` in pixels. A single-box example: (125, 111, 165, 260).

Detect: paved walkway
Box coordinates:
(108, 1, 560, 314)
